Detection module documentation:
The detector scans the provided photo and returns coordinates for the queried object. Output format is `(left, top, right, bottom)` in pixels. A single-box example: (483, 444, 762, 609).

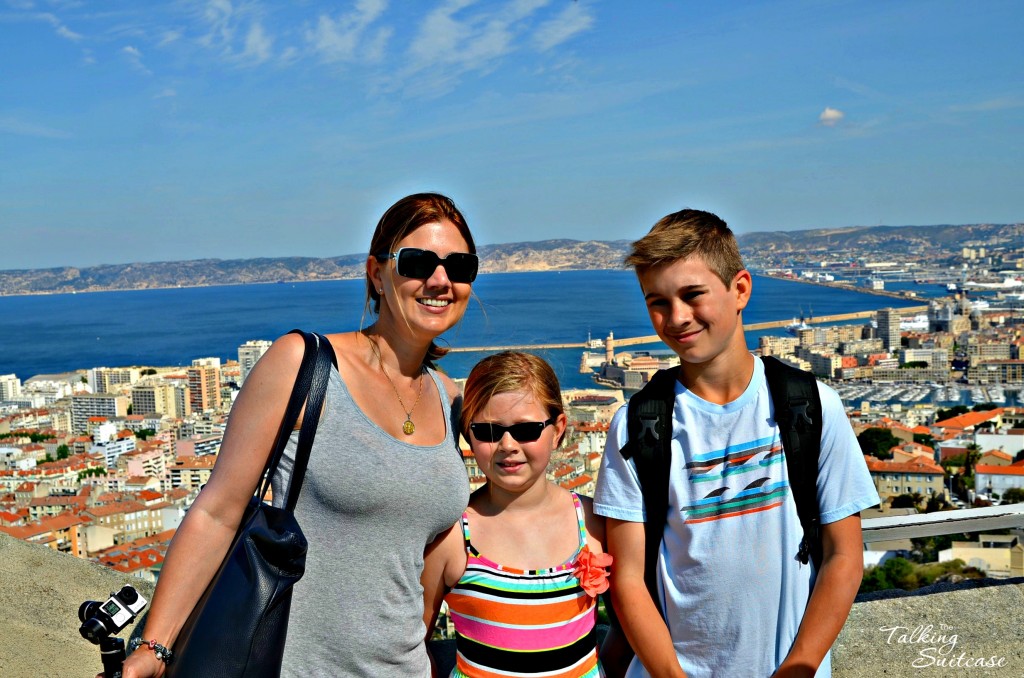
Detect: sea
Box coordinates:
(0, 271, 928, 390)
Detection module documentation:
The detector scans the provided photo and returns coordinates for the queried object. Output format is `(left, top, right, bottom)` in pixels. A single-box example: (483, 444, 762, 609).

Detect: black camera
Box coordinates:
(79, 585, 148, 644)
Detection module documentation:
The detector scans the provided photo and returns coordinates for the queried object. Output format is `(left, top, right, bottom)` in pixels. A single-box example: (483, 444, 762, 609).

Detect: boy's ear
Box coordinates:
(732, 269, 753, 311)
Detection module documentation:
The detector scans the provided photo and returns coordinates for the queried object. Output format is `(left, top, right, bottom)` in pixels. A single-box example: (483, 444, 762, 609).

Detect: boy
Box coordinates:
(594, 209, 878, 677)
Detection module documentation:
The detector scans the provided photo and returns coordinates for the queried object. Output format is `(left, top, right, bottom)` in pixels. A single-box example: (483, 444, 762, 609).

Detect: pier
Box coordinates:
(446, 305, 930, 352)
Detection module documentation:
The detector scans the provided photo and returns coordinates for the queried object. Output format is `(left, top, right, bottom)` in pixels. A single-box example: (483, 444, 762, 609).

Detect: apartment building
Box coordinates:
(130, 379, 190, 418)
(864, 456, 945, 503)
(88, 367, 143, 395)
(877, 308, 902, 352)
(0, 373, 22, 401)
(185, 364, 219, 413)
(170, 455, 217, 492)
(238, 339, 273, 384)
(70, 393, 129, 434)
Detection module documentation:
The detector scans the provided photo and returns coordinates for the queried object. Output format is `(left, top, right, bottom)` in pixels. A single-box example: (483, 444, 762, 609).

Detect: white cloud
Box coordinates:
(154, 88, 177, 99)
(55, 24, 82, 41)
(0, 116, 72, 139)
(198, 0, 237, 50)
(395, 0, 590, 96)
(949, 97, 1024, 113)
(534, 1, 593, 51)
(158, 30, 183, 47)
(307, 0, 390, 63)
(122, 45, 152, 75)
(241, 21, 273, 64)
(819, 107, 845, 126)
(35, 11, 82, 42)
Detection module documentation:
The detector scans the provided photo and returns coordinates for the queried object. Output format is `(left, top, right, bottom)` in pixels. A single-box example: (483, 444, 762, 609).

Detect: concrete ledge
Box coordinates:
(0, 533, 153, 678)
(834, 578, 1024, 678)
(2, 532, 1022, 677)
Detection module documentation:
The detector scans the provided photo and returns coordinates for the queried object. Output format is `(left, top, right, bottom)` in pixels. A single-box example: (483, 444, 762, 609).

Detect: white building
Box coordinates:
(238, 340, 273, 384)
(0, 374, 22, 401)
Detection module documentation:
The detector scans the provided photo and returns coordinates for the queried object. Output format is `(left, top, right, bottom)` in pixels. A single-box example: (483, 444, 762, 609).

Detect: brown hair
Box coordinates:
(365, 192, 476, 362)
(460, 351, 566, 447)
(625, 208, 744, 288)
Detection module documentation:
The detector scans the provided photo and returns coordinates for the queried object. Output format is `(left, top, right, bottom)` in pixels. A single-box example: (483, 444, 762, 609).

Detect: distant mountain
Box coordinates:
(0, 240, 634, 295)
(2, 223, 1020, 295)
(736, 222, 1024, 254)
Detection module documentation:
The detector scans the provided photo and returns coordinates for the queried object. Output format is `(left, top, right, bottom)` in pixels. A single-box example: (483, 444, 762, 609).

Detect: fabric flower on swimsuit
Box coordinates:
(573, 547, 613, 597)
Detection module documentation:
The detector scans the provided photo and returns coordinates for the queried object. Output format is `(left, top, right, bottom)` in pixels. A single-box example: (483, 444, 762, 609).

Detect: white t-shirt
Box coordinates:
(594, 357, 879, 678)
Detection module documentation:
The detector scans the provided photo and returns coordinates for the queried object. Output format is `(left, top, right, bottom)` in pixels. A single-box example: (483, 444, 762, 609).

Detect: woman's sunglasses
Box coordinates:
(469, 418, 555, 443)
(375, 247, 479, 284)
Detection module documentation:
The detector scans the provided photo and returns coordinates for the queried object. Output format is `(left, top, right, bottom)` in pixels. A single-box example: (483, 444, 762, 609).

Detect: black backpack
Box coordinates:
(619, 355, 823, 617)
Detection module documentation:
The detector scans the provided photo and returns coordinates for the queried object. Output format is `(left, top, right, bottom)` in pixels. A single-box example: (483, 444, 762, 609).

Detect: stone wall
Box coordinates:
(1, 533, 1022, 677)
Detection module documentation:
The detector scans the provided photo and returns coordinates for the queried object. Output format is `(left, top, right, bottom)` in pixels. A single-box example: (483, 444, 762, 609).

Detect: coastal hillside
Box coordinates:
(2, 222, 1021, 295)
(739, 222, 1024, 254)
(0, 240, 632, 295)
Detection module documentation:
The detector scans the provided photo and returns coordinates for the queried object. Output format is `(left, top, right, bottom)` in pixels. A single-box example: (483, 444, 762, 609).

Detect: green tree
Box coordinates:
(1002, 488, 1024, 504)
(971, 403, 998, 412)
(913, 433, 935, 448)
(1014, 450, 1024, 463)
(890, 494, 921, 509)
(857, 428, 900, 458)
(936, 405, 969, 422)
(127, 403, 133, 415)
(964, 443, 981, 478)
(136, 429, 156, 441)
(56, 444, 70, 460)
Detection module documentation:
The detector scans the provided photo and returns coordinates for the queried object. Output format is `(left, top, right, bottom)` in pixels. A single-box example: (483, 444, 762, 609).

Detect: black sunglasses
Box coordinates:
(375, 247, 479, 284)
(469, 417, 556, 443)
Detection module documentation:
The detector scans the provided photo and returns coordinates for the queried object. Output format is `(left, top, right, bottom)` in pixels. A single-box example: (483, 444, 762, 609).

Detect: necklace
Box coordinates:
(367, 335, 424, 435)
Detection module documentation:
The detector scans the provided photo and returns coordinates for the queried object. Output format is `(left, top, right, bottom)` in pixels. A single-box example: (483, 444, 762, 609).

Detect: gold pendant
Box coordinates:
(403, 419, 416, 435)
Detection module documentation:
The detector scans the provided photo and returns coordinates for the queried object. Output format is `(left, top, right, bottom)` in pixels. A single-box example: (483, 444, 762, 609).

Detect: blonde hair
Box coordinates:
(461, 351, 565, 447)
(625, 208, 744, 288)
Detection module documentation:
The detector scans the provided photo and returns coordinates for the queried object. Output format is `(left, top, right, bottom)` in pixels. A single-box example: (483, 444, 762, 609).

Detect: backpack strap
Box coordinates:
(620, 365, 679, 618)
(761, 356, 823, 571)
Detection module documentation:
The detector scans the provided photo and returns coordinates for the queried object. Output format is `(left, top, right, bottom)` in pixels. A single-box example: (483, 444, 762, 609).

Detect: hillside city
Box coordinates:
(3, 224, 1024, 591)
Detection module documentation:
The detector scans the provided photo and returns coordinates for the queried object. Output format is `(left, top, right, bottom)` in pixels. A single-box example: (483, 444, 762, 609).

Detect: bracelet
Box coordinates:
(129, 638, 175, 665)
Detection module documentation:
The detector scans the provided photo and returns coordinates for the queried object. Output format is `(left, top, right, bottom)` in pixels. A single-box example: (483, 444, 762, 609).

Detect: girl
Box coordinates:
(423, 351, 613, 678)
(118, 193, 477, 678)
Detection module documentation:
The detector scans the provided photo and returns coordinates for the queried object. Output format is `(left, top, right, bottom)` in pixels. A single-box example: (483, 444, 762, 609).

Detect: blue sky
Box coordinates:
(1, 1, 1021, 271)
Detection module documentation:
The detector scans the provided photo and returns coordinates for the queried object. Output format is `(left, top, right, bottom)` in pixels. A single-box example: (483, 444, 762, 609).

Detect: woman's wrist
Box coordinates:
(129, 638, 175, 665)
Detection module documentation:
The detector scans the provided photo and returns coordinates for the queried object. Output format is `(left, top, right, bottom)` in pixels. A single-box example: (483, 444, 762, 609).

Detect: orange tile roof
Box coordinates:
(980, 450, 1013, 462)
(553, 464, 575, 478)
(559, 475, 594, 490)
(864, 456, 944, 475)
(975, 464, 1024, 477)
(934, 408, 1004, 430)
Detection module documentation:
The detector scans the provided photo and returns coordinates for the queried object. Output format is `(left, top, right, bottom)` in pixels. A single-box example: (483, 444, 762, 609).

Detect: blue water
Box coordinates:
(0, 272, 921, 389)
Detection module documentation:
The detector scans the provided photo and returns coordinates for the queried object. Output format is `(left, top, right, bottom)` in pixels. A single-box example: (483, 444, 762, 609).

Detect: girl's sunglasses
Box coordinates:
(375, 247, 479, 284)
(469, 418, 555, 443)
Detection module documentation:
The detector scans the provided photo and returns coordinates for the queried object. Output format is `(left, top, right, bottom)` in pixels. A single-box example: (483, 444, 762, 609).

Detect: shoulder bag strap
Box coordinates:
(283, 332, 336, 512)
(255, 330, 320, 502)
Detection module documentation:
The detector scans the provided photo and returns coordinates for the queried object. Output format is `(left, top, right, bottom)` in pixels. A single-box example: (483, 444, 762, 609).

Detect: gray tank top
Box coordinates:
(271, 366, 469, 677)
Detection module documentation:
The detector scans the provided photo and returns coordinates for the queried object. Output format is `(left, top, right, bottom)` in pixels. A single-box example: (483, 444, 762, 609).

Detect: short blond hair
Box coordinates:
(625, 208, 744, 288)
(460, 351, 565, 447)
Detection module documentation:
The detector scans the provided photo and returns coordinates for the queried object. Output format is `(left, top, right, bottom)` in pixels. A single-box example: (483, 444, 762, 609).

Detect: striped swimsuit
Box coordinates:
(445, 492, 603, 678)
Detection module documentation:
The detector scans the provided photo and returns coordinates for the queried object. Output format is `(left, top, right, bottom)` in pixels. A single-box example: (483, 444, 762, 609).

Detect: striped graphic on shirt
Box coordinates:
(681, 435, 791, 524)
(445, 493, 602, 678)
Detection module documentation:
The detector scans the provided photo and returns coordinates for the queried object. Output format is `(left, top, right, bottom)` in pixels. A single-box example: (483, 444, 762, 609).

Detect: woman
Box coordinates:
(117, 193, 477, 677)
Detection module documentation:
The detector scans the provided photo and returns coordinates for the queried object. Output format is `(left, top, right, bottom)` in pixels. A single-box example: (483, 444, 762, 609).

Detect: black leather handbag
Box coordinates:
(167, 330, 335, 678)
